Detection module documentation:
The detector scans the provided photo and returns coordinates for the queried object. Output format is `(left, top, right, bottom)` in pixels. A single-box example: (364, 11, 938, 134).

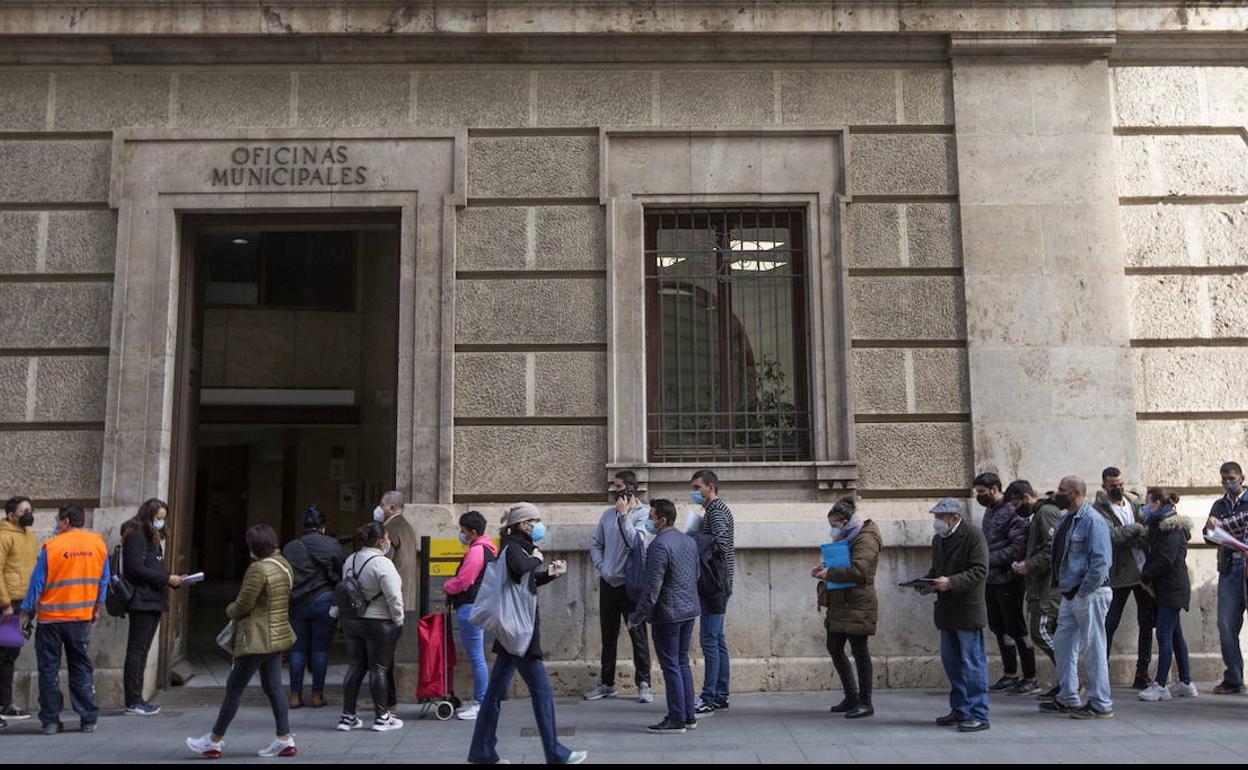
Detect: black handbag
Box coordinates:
(105, 543, 135, 618)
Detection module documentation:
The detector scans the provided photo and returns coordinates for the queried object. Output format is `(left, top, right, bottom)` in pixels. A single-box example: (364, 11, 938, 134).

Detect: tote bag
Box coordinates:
(467, 546, 537, 656)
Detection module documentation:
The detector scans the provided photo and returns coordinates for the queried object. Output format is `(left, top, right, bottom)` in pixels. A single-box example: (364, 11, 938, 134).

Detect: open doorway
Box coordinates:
(166, 212, 401, 689)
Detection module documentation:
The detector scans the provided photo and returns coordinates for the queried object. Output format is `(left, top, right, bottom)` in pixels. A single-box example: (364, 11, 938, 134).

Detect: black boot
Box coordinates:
(845, 700, 874, 719)
(830, 691, 859, 713)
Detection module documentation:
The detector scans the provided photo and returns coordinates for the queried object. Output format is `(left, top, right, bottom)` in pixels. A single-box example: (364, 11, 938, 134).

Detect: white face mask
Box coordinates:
(829, 526, 843, 541)
(373, 505, 386, 523)
(933, 519, 952, 537)
(153, 519, 165, 531)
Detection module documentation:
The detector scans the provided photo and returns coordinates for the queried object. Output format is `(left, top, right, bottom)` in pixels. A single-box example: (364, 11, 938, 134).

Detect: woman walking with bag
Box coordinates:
(335, 521, 404, 733)
(186, 525, 297, 759)
(811, 497, 882, 719)
(120, 498, 182, 717)
(467, 503, 587, 765)
(283, 505, 344, 710)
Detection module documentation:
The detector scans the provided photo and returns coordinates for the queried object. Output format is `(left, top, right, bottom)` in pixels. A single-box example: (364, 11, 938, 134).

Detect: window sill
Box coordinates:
(609, 461, 857, 490)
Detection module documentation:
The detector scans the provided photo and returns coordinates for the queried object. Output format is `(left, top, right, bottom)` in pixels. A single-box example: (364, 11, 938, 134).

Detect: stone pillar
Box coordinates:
(952, 38, 1140, 490)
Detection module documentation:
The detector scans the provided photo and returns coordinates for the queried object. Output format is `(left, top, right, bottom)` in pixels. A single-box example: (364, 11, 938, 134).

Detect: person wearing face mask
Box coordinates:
(20, 503, 109, 735)
(0, 496, 38, 728)
(467, 503, 588, 765)
(120, 498, 185, 716)
(1092, 466, 1152, 690)
(914, 498, 989, 732)
(1138, 488, 1197, 702)
(689, 468, 734, 716)
(371, 489, 406, 711)
(1040, 475, 1114, 719)
(585, 470, 652, 704)
(975, 472, 1036, 695)
(811, 497, 881, 719)
(282, 505, 344, 710)
(443, 510, 498, 720)
(1205, 460, 1248, 694)
(626, 499, 699, 734)
(1007, 480, 1064, 701)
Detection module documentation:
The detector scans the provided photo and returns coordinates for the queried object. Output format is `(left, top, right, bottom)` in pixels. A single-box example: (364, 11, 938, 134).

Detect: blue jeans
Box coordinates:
(1154, 605, 1190, 686)
(1054, 587, 1113, 711)
(1217, 559, 1246, 687)
(938, 628, 988, 722)
(289, 590, 336, 695)
(468, 650, 571, 765)
(652, 620, 695, 724)
(35, 621, 97, 727)
(699, 610, 729, 704)
(457, 603, 489, 703)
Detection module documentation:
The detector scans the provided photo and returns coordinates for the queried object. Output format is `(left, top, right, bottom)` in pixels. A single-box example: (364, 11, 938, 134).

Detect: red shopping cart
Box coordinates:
(416, 608, 460, 720)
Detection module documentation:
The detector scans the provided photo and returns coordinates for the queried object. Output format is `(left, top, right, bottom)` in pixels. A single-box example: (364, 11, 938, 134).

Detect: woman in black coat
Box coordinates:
(281, 506, 344, 709)
(1138, 487, 1196, 701)
(120, 498, 183, 715)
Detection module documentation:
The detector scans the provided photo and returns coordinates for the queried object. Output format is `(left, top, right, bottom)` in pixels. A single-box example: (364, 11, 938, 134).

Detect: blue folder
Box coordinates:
(821, 541, 856, 590)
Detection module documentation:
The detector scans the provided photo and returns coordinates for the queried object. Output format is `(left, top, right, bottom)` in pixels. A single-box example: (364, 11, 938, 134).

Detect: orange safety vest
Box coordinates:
(37, 528, 108, 623)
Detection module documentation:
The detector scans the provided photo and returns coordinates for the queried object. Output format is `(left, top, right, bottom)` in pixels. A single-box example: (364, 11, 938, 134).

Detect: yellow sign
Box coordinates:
(428, 562, 460, 577)
(427, 537, 499, 561)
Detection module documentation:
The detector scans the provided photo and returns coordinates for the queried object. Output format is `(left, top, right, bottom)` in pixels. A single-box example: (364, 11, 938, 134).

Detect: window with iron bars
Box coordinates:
(644, 207, 812, 463)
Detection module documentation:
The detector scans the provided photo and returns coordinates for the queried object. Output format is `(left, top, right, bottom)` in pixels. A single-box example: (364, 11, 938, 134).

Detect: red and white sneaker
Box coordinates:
(258, 736, 297, 758)
(187, 734, 224, 759)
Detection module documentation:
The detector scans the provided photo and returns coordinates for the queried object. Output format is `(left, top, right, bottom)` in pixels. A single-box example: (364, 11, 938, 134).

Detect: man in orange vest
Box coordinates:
(19, 503, 109, 734)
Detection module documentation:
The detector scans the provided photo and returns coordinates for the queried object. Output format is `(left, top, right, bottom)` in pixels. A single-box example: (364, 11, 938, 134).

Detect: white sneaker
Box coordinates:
(371, 712, 403, 732)
(336, 714, 365, 731)
(566, 750, 588, 764)
(1138, 682, 1172, 702)
(456, 703, 480, 720)
(583, 684, 616, 701)
(1168, 681, 1199, 698)
(637, 683, 654, 704)
(257, 736, 297, 758)
(187, 734, 224, 758)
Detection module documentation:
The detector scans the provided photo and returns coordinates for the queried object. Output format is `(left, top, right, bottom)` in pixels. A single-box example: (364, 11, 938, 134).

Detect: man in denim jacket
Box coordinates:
(1041, 475, 1114, 719)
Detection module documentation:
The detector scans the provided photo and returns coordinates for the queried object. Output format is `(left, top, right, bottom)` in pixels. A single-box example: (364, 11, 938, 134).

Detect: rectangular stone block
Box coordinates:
(453, 425, 605, 495)
(33, 355, 109, 422)
(417, 71, 528, 128)
(0, 282, 113, 348)
(0, 430, 103, 499)
(1117, 134, 1248, 198)
(1140, 419, 1248, 488)
(1121, 204, 1190, 267)
(0, 211, 40, 272)
(777, 69, 896, 125)
(912, 348, 969, 413)
(907, 202, 962, 268)
(848, 134, 957, 196)
(851, 348, 906, 413)
(535, 351, 606, 416)
(847, 275, 965, 340)
(1205, 67, 1248, 126)
(457, 206, 528, 270)
(176, 71, 292, 128)
(458, 206, 603, 271)
(846, 203, 901, 269)
(297, 71, 409, 128)
(1112, 67, 1204, 127)
(454, 352, 526, 418)
(1201, 203, 1248, 266)
(0, 140, 110, 203)
(0, 71, 48, 130)
(535, 206, 605, 270)
(1134, 347, 1248, 413)
(0, 358, 27, 420)
(534, 70, 651, 127)
(46, 210, 117, 273)
(1128, 274, 1208, 339)
(902, 69, 954, 124)
(53, 72, 170, 130)
(455, 278, 605, 345)
(658, 69, 772, 126)
(855, 421, 972, 490)
(1210, 272, 1248, 337)
(468, 135, 598, 198)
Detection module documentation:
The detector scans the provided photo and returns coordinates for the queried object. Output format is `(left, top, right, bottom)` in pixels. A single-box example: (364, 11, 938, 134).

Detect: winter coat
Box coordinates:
(495, 531, 559, 659)
(0, 519, 38, 607)
(1092, 490, 1146, 588)
(923, 521, 989, 631)
(982, 501, 1029, 586)
(1021, 499, 1063, 616)
(1140, 512, 1192, 611)
(822, 520, 882, 637)
(121, 524, 170, 613)
(226, 555, 295, 657)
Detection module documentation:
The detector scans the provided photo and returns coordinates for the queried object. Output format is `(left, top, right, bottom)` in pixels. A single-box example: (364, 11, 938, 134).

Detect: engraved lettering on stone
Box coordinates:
(210, 143, 369, 188)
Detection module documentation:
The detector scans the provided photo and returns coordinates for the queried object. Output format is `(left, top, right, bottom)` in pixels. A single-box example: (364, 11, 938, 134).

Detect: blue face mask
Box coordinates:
(530, 521, 546, 542)
(690, 490, 706, 506)
(645, 519, 658, 535)
(1225, 482, 1243, 497)
(458, 532, 470, 546)
(153, 519, 165, 532)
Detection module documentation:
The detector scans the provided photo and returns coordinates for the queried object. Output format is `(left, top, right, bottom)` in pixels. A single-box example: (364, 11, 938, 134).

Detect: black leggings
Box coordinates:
(342, 618, 402, 719)
(826, 631, 873, 699)
(212, 652, 288, 738)
(123, 610, 162, 707)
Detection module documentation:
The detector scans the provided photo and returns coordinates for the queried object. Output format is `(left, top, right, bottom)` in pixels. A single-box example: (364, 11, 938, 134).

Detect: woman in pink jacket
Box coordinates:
(443, 511, 498, 720)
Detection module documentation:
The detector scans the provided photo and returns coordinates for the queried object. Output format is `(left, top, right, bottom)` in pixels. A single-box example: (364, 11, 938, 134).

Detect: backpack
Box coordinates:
(691, 531, 729, 614)
(620, 517, 647, 605)
(334, 552, 382, 619)
(105, 543, 135, 618)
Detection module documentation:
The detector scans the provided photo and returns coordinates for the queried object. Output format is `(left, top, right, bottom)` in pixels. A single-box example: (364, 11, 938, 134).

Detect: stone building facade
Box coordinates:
(0, 2, 1246, 705)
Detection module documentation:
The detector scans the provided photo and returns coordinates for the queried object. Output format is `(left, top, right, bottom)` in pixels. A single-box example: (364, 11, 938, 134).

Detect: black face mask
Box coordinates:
(1053, 493, 1074, 511)
(1108, 488, 1125, 503)
(976, 494, 996, 508)
(18, 512, 34, 528)
(1015, 502, 1033, 517)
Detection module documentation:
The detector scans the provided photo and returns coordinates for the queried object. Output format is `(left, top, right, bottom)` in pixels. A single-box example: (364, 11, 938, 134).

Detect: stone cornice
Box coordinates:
(0, 1, 1246, 37)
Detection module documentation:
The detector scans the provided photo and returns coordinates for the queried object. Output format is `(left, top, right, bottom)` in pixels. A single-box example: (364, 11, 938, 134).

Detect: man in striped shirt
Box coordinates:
(691, 469, 734, 715)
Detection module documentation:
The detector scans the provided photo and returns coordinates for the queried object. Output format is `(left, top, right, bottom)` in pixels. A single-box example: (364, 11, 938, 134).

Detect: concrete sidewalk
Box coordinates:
(1, 685, 1246, 763)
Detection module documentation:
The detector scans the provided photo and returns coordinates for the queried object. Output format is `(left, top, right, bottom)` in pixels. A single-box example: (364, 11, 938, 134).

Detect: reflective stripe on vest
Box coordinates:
(37, 529, 107, 623)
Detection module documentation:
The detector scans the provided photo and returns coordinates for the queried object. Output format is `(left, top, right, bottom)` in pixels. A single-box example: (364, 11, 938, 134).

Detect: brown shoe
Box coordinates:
(289, 692, 303, 710)
(309, 692, 327, 709)
(1212, 682, 1245, 695)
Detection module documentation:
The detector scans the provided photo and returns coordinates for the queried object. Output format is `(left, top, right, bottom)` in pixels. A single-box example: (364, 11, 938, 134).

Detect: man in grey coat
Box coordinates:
(585, 470, 652, 703)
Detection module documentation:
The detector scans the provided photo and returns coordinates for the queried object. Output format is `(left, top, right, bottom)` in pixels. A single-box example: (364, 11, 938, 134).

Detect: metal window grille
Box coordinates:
(644, 207, 812, 463)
